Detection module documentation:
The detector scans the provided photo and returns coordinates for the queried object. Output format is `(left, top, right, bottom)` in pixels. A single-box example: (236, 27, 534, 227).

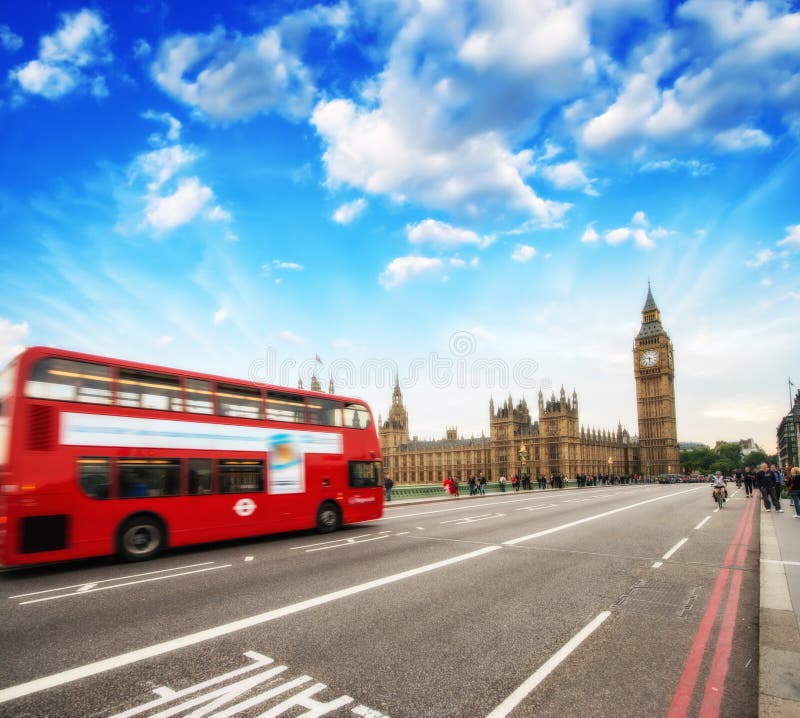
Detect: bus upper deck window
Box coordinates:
(217, 383, 262, 420)
(118, 369, 182, 411)
(26, 358, 112, 404)
(307, 398, 343, 427)
(186, 378, 213, 414)
(343, 403, 371, 429)
(266, 391, 305, 423)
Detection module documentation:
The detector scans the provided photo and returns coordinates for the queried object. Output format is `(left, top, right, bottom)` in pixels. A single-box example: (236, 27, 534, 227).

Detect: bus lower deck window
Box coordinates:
(119, 459, 180, 498)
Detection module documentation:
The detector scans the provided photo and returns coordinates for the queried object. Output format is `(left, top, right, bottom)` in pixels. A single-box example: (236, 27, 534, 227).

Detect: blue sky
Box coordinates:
(1, 1, 799, 453)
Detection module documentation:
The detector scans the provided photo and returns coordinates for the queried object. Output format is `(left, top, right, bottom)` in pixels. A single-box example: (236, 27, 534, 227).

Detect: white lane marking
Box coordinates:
(652, 561, 664, 569)
(0, 545, 500, 704)
(661, 538, 689, 561)
(416, 527, 425, 530)
(76, 583, 97, 593)
(713, 507, 719, 513)
(761, 559, 800, 566)
(110, 651, 276, 717)
(244, 557, 254, 562)
(304, 536, 389, 553)
(440, 513, 505, 525)
(516, 504, 557, 512)
(503, 487, 702, 545)
(8, 562, 217, 599)
(352, 705, 389, 717)
(19, 565, 232, 606)
(694, 516, 711, 530)
(485, 611, 611, 718)
(290, 534, 374, 551)
(395, 531, 410, 536)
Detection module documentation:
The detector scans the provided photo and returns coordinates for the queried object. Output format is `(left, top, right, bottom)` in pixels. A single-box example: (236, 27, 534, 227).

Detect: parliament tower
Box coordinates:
(633, 284, 680, 476)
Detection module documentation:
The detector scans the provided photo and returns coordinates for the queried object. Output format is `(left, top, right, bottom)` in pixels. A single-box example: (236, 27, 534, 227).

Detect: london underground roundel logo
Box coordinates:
(233, 498, 256, 517)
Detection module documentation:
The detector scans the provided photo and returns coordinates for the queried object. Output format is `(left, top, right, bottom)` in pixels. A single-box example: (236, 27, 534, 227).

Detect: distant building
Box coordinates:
(679, 442, 708, 451)
(738, 438, 763, 456)
(379, 286, 680, 482)
(713, 439, 762, 454)
(777, 390, 800, 469)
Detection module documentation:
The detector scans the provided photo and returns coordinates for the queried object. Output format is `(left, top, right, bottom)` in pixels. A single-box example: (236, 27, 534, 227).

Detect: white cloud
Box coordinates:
(778, 224, 800, 249)
(263, 260, 304, 274)
(639, 158, 714, 176)
(511, 244, 537, 262)
(449, 258, 466, 268)
(0, 317, 29, 363)
(213, 307, 228, 324)
(760, 278, 772, 287)
(580, 1, 800, 156)
(10, 9, 110, 99)
(224, 229, 239, 242)
(142, 110, 182, 143)
(333, 338, 353, 349)
(279, 330, 304, 345)
(205, 205, 232, 222)
(379, 256, 444, 288)
(406, 219, 493, 249)
(90, 75, 108, 98)
(12, 60, 76, 98)
(145, 177, 214, 231)
(151, 26, 316, 121)
(133, 39, 151, 58)
(581, 224, 600, 243)
(313, 99, 569, 224)
(0, 25, 23, 53)
(589, 211, 670, 250)
(713, 127, 772, 151)
(39, 8, 110, 66)
(136, 145, 197, 193)
(542, 160, 597, 195)
(158, 335, 174, 345)
(309, 0, 597, 224)
(332, 198, 367, 224)
(745, 248, 776, 268)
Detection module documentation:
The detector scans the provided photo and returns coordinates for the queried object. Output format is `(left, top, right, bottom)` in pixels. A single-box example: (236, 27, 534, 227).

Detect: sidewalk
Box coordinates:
(759, 504, 800, 715)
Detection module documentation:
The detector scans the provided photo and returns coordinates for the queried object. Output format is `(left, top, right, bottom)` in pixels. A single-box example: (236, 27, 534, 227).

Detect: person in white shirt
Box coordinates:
(712, 471, 727, 503)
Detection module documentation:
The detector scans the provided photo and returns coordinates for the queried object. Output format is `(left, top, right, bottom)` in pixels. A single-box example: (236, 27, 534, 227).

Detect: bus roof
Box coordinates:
(14, 346, 371, 408)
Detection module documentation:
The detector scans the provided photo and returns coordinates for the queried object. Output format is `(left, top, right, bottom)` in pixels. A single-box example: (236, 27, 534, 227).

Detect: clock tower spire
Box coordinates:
(634, 284, 679, 478)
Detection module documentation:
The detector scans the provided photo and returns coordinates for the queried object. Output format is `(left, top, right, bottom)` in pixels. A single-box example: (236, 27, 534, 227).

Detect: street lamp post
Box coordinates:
(608, 456, 613, 484)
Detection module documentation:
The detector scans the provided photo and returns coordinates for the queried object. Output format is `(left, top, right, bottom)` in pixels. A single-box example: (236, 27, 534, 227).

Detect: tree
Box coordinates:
(715, 442, 744, 470)
(744, 450, 770, 468)
(680, 447, 715, 473)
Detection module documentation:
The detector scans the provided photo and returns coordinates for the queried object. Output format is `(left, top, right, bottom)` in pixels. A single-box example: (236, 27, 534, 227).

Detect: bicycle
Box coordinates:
(714, 486, 726, 509)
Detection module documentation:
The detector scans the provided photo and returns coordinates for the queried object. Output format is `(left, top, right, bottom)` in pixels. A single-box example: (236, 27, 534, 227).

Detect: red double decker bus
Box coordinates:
(0, 347, 383, 566)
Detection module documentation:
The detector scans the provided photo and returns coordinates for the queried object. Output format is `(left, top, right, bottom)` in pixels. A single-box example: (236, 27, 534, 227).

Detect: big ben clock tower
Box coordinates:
(634, 284, 680, 477)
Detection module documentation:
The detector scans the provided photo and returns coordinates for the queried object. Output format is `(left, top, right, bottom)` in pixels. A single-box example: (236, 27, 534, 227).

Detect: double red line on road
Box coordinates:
(667, 495, 757, 718)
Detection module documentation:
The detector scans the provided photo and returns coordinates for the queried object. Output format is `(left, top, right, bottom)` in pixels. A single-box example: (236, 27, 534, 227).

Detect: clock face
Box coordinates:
(640, 349, 659, 367)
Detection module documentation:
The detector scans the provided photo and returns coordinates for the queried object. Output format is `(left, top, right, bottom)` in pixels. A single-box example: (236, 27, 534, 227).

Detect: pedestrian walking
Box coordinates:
(384, 475, 394, 502)
(743, 466, 754, 498)
(478, 473, 486, 495)
(499, 475, 507, 492)
(788, 468, 800, 518)
(757, 462, 782, 512)
(469, 475, 477, 496)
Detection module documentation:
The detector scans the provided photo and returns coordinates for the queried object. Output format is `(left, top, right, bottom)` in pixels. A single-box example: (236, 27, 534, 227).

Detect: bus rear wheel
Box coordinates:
(316, 502, 341, 533)
(118, 515, 165, 561)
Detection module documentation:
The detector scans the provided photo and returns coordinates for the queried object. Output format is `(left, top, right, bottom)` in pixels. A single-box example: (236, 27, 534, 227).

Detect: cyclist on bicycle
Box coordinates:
(712, 471, 727, 503)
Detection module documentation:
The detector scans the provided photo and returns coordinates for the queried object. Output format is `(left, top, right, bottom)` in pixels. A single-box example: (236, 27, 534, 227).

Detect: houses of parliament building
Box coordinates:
(379, 286, 680, 483)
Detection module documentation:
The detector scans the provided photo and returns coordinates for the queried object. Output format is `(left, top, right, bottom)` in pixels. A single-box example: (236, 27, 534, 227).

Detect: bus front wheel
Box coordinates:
(316, 502, 341, 533)
(118, 515, 165, 561)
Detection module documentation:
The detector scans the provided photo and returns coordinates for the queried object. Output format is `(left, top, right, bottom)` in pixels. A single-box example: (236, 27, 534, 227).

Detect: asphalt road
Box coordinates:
(0, 483, 760, 718)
